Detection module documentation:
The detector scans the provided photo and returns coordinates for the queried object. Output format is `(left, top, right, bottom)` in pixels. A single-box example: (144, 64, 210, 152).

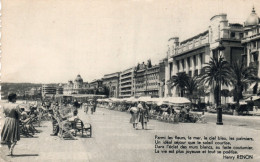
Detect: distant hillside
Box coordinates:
(1, 83, 57, 94)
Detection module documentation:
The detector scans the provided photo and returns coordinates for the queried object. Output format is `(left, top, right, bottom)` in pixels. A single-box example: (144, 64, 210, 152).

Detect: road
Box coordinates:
(1, 107, 260, 162)
(204, 112, 260, 130)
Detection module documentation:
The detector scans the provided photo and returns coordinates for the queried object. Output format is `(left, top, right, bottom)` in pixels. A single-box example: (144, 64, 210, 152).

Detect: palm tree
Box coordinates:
(170, 72, 189, 97)
(185, 76, 199, 109)
(199, 56, 231, 107)
(230, 60, 259, 114)
(221, 89, 230, 104)
(185, 76, 199, 101)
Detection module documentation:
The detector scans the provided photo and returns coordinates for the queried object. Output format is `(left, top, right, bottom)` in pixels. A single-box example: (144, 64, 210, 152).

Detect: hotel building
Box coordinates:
(134, 61, 165, 97)
(242, 8, 260, 87)
(165, 13, 244, 104)
(102, 72, 121, 98)
(119, 67, 135, 98)
(42, 84, 56, 97)
(63, 74, 89, 95)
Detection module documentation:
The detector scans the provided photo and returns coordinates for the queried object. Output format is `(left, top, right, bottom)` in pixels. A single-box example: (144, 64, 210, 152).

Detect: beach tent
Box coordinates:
(138, 96, 153, 102)
(165, 97, 191, 104)
(245, 96, 260, 101)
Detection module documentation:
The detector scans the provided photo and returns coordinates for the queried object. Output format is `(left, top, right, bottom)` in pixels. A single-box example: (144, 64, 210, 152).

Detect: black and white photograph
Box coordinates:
(1, 0, 260, 161)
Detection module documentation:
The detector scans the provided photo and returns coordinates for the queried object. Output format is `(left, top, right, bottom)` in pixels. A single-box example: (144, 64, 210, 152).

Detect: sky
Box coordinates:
(1, 0, 260, 83)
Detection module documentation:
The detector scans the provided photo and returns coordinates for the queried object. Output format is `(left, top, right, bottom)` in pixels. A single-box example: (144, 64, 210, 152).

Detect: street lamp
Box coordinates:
(109, 81, 112, 98)
(216, 40, 225, 125)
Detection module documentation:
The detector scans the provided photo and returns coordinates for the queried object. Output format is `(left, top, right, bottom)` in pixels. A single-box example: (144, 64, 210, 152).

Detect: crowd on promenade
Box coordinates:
(48, 99, 92, 138)
(1, 93, 43, 156)
(1, 93, 204, 156)
(97, 97, 205, 130)
(1, 93, 94, 156)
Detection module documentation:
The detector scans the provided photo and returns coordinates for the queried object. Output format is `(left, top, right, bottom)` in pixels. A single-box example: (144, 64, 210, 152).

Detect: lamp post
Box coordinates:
(216, 40, 225, 125)
(109, 81, 112, 98)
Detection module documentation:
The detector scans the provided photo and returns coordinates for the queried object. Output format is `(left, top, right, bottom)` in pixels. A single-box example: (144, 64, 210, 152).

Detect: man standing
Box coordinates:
(83, 102, 89, 114)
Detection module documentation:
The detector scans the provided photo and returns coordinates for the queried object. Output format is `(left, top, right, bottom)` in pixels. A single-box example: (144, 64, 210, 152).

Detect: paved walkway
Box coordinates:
(1, 107, 260, 162)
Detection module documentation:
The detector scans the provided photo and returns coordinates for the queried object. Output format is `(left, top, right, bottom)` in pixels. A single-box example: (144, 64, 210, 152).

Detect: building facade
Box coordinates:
(88, 79, 104, 94)
(102, 72, 121, 98)
(165, 13, 244, 104)
(119, 67, 135, 98)
(63, 74, 89, 94)
(42, 84, 56, 97)
(134, 61, 165, 97)
(56, 83, 64, 94)
(242, 7, 260, 90)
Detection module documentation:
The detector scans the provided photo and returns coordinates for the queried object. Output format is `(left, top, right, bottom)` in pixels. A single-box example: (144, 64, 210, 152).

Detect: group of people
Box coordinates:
(98, 100, 203, 125)
(129, 102, 150, 130)
(82, 99, 97, 115)
(0, 94, 88, 156)
(49, 100, 81, 137)
(1, 93, 45, 156)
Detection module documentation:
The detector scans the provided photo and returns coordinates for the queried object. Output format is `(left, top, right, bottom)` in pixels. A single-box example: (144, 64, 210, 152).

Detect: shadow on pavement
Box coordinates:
(134, 128, 153, 131)
(21, 136, 39, 138)
(9, 154, 39, 157)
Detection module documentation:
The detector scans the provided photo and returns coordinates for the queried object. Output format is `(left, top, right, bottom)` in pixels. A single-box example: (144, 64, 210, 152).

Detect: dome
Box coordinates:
(245, 7, 259, 26)
(74, 74, 83, 82)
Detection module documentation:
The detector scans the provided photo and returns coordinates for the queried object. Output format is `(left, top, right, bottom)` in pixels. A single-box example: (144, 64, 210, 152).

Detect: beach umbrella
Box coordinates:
(229, 100, 247, 105)
(138, 96, 152, 102)
(239, 101, 247, 105)
(165, 97, 191, 104)
(245, 96, 260, 101)
(156, 100, 169, 106)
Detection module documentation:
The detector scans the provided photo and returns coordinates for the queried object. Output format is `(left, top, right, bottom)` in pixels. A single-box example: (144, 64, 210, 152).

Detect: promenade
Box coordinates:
(1, 107, 260, 162)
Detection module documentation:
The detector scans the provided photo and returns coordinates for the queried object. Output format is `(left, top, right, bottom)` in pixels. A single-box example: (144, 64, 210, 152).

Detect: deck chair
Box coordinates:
(73, 118, 92, 137)
(20, 118, 34, 137)
(55, 116, 75, 140)
(29, 116, 40, 131)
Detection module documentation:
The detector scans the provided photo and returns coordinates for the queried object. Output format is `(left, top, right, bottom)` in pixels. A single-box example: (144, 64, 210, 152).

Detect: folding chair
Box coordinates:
(73, 118, 92, 137)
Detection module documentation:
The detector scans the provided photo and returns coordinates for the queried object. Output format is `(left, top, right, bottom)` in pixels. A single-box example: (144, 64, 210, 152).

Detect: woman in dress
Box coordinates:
(129, 103, 139, 129)
(1, 93, 21, 156)
(139, 102, 149, 130)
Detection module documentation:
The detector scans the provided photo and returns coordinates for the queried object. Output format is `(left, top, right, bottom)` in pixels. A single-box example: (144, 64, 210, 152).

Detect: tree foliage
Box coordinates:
(169, 72, 189, 97)
(199, 56, 231, 107)
(229, 60, 259, 109)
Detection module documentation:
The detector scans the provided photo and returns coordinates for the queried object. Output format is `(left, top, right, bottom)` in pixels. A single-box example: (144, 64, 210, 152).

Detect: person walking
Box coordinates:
(1, 93, 21, 156)
(90, 100, 94, 114)
(93, 98, 97, 112)
(138, 102, 149, 130)
(129, 103, 139, 129)
(83, 102, 89, 114)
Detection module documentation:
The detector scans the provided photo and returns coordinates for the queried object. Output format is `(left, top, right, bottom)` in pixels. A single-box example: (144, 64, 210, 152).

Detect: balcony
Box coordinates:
(170, 31, 209, 57)
(120, 79, 132, 84)
(120, 84, 132, 89)
(242, 33, 260, 44)
(120, 73, 133, 79)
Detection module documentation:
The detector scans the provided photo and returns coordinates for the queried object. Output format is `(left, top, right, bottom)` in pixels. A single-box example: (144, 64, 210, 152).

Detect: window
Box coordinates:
(230, 32, 235, 38)
(194, 70, 198, 76)
(193, 55, 197, 66)
(200, 53, 203, 65)
(177, 60, 180, 71)
(188, 71, 192, 77)
(239, 33, 243, 39)
(182, 60, 185, 69)
(213, 50, 218, 59)
(187, 57, 190, 68)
